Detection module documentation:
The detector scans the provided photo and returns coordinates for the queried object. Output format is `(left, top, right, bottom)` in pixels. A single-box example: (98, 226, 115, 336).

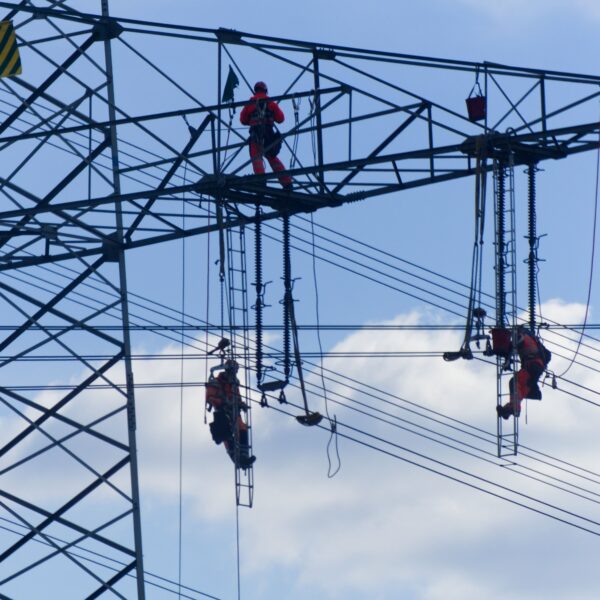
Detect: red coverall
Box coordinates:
(206, 371, 254, 467)
(500, 330, 547, 418)
(240, 92, 292, 188)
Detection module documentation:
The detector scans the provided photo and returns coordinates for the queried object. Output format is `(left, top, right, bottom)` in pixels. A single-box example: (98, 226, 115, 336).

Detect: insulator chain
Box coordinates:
(254, 206, 264, 384)
(282, 212, 292, 379)
(527, 164, 538, 332)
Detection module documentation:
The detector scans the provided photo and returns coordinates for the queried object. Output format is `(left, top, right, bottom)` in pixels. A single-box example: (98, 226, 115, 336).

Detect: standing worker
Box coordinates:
(497, 325, 551, 419)
(240, 81, 293, 189)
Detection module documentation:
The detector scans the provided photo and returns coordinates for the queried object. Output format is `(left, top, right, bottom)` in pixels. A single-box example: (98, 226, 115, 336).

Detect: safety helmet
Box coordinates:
(254, 81, 268, 93)
(224, 359, 239, 372)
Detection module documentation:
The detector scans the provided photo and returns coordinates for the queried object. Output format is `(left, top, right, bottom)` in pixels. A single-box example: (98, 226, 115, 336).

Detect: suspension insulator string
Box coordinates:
(282, 212, 292, 380)
(527, 164, 538, 332)
(254, 205, 263, 385)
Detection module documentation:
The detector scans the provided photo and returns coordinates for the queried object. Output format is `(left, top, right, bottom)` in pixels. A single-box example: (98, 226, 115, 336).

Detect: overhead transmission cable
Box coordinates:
(3, 48, 600, 552)
(258, 396, 600, 538)
(7, 246, 600, 532)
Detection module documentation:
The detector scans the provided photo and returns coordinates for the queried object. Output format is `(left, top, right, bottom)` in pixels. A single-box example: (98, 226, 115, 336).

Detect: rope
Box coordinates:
(235, 502, 241, 600)
(290, 96, 300, 170)
(204, 201, 212, 425)
(218, 203, 226, 340)
(556, 121, 600, 377)
(310, 213, 340, 477)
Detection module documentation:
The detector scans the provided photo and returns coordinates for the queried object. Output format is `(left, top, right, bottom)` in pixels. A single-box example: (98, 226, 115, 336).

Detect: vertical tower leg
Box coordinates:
(100, 0, 145, 595)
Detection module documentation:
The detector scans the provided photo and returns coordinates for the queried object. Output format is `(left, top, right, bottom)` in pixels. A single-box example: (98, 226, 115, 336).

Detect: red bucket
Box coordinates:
(466, 95, 486, 121)
(491, 327, 511, 357)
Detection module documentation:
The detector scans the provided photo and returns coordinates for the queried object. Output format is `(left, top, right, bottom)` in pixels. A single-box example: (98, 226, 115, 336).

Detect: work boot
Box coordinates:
(529, 384, 542, 400)
(496, 403, 520, 420)
(238, 454, 256, 469)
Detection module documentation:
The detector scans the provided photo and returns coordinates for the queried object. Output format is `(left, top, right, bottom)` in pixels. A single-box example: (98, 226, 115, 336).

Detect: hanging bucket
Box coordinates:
(491, 327, 511, 357)
(466, 76, 486, 122)
(466, 95, 486, 121)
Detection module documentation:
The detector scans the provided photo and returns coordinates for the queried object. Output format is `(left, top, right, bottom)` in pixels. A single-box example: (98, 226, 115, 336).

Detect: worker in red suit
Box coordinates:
(497, 325, 551, 419)
(240, 81, 292, 189)
(206, 360, 256, 468)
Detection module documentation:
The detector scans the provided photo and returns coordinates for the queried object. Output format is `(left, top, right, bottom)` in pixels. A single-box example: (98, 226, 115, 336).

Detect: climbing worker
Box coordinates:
(206, 360, 256, 468)
(240, 81, 293, 189)
(497, 325, 551, 419)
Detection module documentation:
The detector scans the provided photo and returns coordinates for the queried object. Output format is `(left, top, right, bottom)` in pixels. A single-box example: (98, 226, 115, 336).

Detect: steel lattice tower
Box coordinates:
(0, 1, 600, 597)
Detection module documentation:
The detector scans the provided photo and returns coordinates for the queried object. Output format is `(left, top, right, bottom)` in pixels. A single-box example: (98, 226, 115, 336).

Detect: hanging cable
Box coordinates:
(235, 502, 241, 600)
(290, 96, 300, 170)
(217, 202, 226, 340)
(443, 140, 488, 361)
(204, 200, 212, 425)
(310, 213, 340, 476)
(260, 398, 600, 538)
(556, 123, 600, 378)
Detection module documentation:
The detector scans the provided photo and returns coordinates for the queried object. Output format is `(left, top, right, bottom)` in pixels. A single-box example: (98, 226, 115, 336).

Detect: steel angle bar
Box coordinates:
(0, 384, 128, 453)
(0, 136, 112, 252)
(0, 277, 122, 346)
(0, 405, 127, 476)
(0, 509, 134, 585)
(0, 82, 102, 154)
(332, 103, 427, 194)
(0, 500, 129, 599)
(125, 113, 213, 239)
(8, 76, 105, 133)
(0, 256, 105, 352)
(0, 297, 120, 370)
(0, 33, 96, 137)
(0, 352, 125, 457)
(488, 72, 538, 134)
(0, 455, 132, 562)
(511, 89, 600, 135)
(0, 397, 132, 507)
(87, 560, 137, 600)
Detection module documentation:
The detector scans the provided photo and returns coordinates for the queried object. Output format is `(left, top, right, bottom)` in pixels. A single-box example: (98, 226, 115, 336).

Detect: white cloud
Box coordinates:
(4, 303, 600, 599)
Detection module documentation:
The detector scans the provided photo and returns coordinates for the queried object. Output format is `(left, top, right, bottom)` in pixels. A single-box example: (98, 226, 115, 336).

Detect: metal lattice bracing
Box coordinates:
(0, 1, 600, 597)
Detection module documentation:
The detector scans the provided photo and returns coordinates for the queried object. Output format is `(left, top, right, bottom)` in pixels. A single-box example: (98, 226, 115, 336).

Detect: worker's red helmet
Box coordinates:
(254, 81, 268, 93)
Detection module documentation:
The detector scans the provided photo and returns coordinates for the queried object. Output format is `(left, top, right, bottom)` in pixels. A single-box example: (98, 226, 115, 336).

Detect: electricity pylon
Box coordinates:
(0, 1, 599, 597)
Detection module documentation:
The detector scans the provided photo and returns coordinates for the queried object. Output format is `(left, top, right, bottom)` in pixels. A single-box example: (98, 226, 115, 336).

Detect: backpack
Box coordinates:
(209, 410, 231, 445)
(542, 344, 551, 365)
(264, 126, 282, 158)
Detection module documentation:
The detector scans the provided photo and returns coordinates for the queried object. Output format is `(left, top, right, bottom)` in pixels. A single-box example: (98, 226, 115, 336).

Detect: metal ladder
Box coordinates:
(225, 209, 254, 507)
(494, 155, 519, 457)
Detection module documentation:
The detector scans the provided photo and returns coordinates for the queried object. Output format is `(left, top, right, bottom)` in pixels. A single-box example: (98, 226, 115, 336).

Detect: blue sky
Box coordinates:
(3, 1, 600, 599)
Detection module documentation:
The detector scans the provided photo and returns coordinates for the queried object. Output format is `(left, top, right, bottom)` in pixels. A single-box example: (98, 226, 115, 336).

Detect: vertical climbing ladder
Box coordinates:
(225, 209, 254, 507)
(494, 156, 519, 457)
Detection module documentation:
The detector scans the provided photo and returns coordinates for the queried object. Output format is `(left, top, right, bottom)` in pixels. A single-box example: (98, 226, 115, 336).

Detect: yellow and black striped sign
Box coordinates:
(0, 20, 21, 78)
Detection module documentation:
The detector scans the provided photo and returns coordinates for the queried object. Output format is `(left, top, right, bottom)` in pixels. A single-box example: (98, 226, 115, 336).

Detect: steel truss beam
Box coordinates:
(0, 1, 599, 598)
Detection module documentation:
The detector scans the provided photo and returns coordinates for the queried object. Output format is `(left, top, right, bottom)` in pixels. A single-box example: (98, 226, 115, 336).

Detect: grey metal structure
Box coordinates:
(0, 1, 599, 597)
